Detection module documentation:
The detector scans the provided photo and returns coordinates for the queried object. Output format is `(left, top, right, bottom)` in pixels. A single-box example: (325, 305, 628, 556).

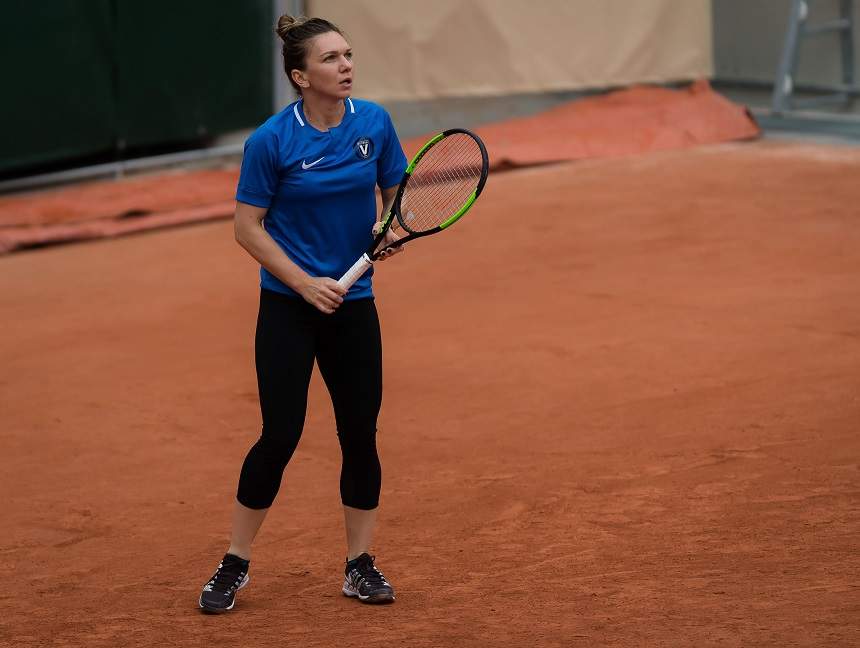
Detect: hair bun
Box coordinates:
(276, 14, 308, 41)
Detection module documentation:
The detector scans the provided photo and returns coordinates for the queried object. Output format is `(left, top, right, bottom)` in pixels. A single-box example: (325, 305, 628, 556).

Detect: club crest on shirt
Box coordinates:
(354, 137, 373, 160)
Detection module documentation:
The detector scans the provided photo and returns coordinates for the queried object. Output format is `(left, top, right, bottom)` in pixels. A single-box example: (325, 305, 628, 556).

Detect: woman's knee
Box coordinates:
(336, 426, 379, 458)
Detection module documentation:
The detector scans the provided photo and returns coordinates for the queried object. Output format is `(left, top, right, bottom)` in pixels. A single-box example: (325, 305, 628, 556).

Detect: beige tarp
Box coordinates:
(307, 0, 713, 100)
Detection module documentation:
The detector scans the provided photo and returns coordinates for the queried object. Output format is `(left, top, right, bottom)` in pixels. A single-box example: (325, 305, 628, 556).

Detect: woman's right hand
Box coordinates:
(299, 277, 347, 314)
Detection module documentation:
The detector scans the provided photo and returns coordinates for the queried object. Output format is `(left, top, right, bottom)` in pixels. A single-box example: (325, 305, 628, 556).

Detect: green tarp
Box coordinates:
(1, 0, 272, 174)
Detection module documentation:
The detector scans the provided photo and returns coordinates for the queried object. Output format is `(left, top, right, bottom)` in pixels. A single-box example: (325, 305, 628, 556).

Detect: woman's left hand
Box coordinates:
(374, 222, 405, 261)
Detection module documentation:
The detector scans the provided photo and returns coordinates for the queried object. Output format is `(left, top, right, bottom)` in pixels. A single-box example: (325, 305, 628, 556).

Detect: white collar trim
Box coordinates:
(293, 98, 354, 127)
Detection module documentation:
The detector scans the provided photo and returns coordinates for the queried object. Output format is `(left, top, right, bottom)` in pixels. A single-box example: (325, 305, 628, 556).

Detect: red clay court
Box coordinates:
(2, 90, 859, 646)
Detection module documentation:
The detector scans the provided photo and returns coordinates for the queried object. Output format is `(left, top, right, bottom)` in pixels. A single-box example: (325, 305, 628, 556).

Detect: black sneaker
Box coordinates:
(342, 553, 395, 604)
(199, 553, 250, 614)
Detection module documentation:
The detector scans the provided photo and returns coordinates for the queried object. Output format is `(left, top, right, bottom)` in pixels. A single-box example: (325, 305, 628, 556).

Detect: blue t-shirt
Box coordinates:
(236, 97, 407, 300)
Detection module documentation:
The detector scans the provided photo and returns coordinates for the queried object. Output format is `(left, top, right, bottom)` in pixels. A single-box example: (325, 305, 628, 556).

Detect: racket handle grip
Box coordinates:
(337, 253, 373, 290)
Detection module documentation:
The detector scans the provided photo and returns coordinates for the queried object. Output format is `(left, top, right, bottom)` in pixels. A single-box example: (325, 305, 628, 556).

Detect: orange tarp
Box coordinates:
(0, 81, 758, 254)
(407, 80, 759, 165)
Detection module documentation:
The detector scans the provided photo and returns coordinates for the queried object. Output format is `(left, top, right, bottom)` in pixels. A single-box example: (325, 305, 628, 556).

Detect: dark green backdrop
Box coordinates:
(2, 1, 273, 174)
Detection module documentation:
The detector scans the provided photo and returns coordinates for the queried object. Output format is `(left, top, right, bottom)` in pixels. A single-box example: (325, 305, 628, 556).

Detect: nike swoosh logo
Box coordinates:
(301, 157, 325, 170)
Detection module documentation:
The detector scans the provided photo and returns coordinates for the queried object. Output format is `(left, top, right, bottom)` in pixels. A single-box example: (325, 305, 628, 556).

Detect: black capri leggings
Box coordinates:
(236, 288, 383, 510)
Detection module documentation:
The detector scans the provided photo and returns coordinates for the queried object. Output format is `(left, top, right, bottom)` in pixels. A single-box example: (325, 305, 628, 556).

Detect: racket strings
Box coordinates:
(400, 134, 484, 233)
(401, 168, 477, 231)
(411, 141, 482, 192)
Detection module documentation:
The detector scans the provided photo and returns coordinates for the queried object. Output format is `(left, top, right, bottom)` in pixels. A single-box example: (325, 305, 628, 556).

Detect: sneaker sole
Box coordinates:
(342, 581, 395, 604)
(199, 574, 250, 614)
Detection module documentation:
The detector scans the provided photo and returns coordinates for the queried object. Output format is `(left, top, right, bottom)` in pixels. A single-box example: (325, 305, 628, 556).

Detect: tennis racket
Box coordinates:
(337, 128, 489, 290)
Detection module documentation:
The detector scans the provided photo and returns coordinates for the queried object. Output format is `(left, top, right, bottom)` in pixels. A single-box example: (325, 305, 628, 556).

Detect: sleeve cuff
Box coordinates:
(235, 188, 272, 208)
(378, 169, 404, 189)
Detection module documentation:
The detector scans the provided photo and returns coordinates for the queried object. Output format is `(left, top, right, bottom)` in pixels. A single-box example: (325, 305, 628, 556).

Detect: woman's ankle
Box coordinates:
(226, 546, 251, 561)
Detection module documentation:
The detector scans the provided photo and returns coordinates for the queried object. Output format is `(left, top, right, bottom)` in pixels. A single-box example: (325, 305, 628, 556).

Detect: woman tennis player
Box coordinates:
(199, 14, 406, 613)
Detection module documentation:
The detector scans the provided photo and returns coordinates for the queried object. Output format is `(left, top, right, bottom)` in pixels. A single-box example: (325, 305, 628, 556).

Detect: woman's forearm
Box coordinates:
(380, 185, 398, 229)
(235, 220, 311, 293)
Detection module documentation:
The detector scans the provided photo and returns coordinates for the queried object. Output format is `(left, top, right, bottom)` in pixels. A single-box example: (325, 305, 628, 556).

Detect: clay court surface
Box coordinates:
(2, 139, 860, 646)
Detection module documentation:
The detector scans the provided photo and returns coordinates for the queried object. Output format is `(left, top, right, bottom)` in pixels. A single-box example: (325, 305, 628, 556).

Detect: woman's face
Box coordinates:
(295, 31, 353, 99)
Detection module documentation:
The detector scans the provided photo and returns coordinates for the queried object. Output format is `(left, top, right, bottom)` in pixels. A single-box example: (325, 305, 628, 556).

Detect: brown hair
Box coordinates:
(276, 15, 346, 95)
